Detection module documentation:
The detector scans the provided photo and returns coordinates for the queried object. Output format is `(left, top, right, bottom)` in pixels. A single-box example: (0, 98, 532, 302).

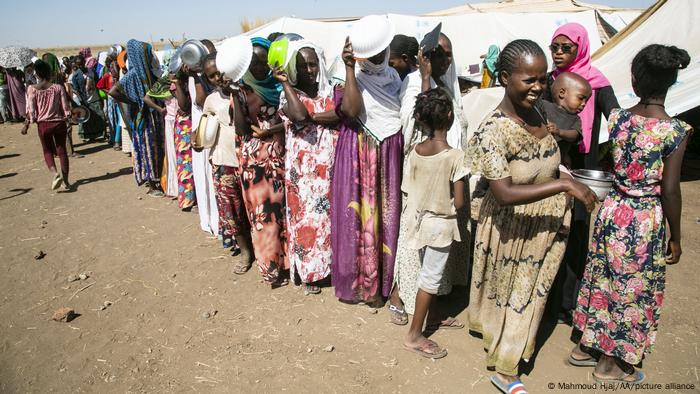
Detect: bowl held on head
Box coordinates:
(349, 14, 395, 60)
(571, 169, 613, 201)
(216, 36, 253, 82)
(268, 38, 289, 68)
(180, 39, 209, 73)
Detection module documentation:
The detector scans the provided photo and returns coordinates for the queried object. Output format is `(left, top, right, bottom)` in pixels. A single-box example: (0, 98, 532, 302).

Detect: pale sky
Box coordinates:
(1, 0, 654, 48)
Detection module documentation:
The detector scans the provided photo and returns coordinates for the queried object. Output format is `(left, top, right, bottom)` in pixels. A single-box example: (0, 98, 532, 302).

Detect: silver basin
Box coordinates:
(572, 169, 613, 201)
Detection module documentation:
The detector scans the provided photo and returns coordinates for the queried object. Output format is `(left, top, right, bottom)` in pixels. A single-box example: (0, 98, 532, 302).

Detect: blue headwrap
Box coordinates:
(120, 39, 157, 107)
(242, 37, 282, 107)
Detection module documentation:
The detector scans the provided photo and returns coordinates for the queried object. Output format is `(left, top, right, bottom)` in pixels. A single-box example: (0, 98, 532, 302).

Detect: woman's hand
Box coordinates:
(342, 37, 356, 68)
(251, 125, 268, 139)
(565, 179, 597, 212)
(272, 66, 288, 83)
(417, 47, 432, 81)
(665, 240, 682, 264)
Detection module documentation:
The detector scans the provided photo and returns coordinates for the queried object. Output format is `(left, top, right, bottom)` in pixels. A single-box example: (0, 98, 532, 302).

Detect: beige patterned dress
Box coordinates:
(467, 110, 571, 376)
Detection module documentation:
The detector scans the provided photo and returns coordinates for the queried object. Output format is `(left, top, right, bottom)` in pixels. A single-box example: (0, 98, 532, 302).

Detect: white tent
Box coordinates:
(245, 11, 603, 79)
(592, 0, 700, 117)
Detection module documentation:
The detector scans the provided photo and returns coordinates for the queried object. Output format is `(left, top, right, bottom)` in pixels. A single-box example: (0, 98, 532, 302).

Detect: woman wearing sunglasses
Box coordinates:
(544, 23, 619, 335)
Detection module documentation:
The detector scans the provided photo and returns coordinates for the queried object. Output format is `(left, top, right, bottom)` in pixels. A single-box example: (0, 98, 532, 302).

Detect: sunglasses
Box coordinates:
(549, 43, 577, 54)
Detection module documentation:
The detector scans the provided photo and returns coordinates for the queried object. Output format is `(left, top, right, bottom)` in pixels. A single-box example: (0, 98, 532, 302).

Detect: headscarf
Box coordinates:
(43, 53, 61, 79)
(80, 47, 97, 70)
(117, 51, 127, 70)
(483, 45, 500, 74)
(284, 40, 332, 98)
(120, 39, 159, 107)
(355, 49, 402, 141)
(242, 37, 282, 107)
(551, 22, 611, 154)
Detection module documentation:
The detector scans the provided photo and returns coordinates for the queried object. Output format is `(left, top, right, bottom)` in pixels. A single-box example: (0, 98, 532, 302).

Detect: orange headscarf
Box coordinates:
(117, 51, 127, 70)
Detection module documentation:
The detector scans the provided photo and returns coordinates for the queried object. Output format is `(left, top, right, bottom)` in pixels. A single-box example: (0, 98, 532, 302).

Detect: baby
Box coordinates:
(539, 72, 592, 168)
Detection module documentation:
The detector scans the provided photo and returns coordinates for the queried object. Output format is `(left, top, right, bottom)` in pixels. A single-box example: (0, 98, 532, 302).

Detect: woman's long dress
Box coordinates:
(467, 110, 572, 376)
(280, 89, 338, 284)
(331, 88, 403, 302)
(574, 109, 691, 365)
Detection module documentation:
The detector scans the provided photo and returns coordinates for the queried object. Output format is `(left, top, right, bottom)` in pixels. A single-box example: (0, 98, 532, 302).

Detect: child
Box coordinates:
(570, 44, 691, 384)
(538, 71, 591, 168)
(402, 87, 468, 359)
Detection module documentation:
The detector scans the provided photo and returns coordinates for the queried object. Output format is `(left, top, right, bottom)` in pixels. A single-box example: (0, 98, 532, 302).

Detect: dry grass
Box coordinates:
(240, 17, 272, 32)
(33, 40, 186, 58)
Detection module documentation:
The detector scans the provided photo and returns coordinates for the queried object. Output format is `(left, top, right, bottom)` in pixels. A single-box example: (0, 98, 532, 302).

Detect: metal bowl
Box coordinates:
(180, 40, 209, 72)
(572, 169, 613, 201)
(168, 47, 184, 74)
(70, 106, 90, 125)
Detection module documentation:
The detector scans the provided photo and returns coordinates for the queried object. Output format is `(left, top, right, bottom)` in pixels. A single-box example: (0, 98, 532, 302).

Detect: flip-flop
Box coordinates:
(403, 338, 447, 359)
(51, 174, 63, 190)
(567, 354, 597, 367)
(388, 304, 408, 326)
(593, 370, 645, 384)
(304, 284, 321, 295)
(233, 261, 252, 275)
(427, 317, 464, 331)
(490, 376, 528, 394)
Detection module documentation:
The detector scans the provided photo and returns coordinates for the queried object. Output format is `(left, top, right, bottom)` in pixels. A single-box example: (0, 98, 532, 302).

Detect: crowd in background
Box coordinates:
(7, 16, 693, 393)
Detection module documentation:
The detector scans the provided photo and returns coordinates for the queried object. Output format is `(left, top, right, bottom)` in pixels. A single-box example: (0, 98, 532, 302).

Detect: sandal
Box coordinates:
(403, 338, 447, 359)
(233, 260, 252, 275)
(147, 189, 165, 198)
(426, 316, 464, 331)
(490, 376, 528, 394)
(271, 278, 289, 289)
(388, 304, 408, 326)
(593, 369, 645, 384)
(304, 284, 321, 295)
(51, 173, 63, 190)
(567, 345, 598, 367)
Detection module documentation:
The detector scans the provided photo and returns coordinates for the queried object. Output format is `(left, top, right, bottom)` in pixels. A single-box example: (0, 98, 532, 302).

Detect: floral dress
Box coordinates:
(280, 89, 338, 284)
(574, 108, 691, 365)
(174, 113, 196, 209)
(467, 110, 572, 376)
(239, 98, 288, 283)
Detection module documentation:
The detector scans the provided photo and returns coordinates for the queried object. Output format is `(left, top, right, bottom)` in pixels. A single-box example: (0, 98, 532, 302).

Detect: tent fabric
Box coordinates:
(424, 0, 629, 15)
(244, 11, 604, 80)
(592, 0, 700, 140)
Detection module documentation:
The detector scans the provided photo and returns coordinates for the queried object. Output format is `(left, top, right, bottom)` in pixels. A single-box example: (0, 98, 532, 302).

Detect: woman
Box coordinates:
(332, 33, 403, 303)
(116, 51, 134, 155)
(546, 22, 619, 325)
(144, 70, 179, 199)
(237, 37, 288, 282)
(273, 40, 338, 292)
(388, 34, 418, 81)
(467, 39, 597, 392)
(5, 67, 26, 121)
(72, 55, 107, 141)
(170, 64, 197, 210)
(570, 45, 691, 384)
(97, 56, 123, 150)
(480, 44, 500, 88)
(0, 67, 9, 123)
(390, 31, 469, 323)
(201, 53, 251, 257)
(21, 60, 72, 190)
(109, 39, 163, 195)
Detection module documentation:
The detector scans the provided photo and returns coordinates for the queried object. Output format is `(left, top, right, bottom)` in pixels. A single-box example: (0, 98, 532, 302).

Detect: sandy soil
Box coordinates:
(0, 121, 698, 394)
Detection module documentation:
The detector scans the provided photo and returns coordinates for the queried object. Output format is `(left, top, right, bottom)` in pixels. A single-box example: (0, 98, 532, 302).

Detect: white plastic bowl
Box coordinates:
(216, 36, 253, 82)
(350, 15, 395, 59)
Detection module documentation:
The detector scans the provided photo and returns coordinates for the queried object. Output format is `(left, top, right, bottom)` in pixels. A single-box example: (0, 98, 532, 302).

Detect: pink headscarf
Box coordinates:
(551, 23, 610, 154)
(80, 47, 97, 70)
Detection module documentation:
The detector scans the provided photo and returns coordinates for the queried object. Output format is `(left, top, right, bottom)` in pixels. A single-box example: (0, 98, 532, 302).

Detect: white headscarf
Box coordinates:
(399, 59, 467, 153)
(355, 49, 403, 141)
(285, 40, 332, 98)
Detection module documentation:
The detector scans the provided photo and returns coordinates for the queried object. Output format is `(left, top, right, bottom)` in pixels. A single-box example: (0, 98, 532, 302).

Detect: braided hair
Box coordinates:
(413, 87, 454, 138)
(390, 34, 419, 66)
(495, 39, 546, 86)
(631, 44, 690, 100)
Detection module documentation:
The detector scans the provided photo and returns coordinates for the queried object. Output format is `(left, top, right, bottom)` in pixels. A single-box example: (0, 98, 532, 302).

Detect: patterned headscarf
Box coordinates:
(120, 39, 158, 107)
(242, 37, 282, 107)
(43, 53, 61, 79)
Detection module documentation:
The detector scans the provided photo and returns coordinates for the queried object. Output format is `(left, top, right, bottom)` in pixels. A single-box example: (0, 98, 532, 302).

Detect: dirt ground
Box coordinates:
(0, 121, 698, 394)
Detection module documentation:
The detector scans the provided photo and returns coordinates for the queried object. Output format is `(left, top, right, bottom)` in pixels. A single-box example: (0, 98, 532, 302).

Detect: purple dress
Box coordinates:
(331, 87, 403, 302)
(6, 70, 26, 119)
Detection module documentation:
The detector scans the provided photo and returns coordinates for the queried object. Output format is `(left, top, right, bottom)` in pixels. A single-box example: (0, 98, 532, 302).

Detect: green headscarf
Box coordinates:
(483, 45, 500, 74)
(43, 53, 61, 83)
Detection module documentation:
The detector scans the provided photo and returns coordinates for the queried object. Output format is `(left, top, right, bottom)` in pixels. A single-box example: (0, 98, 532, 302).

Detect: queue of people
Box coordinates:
(10, 16, 692, 393)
